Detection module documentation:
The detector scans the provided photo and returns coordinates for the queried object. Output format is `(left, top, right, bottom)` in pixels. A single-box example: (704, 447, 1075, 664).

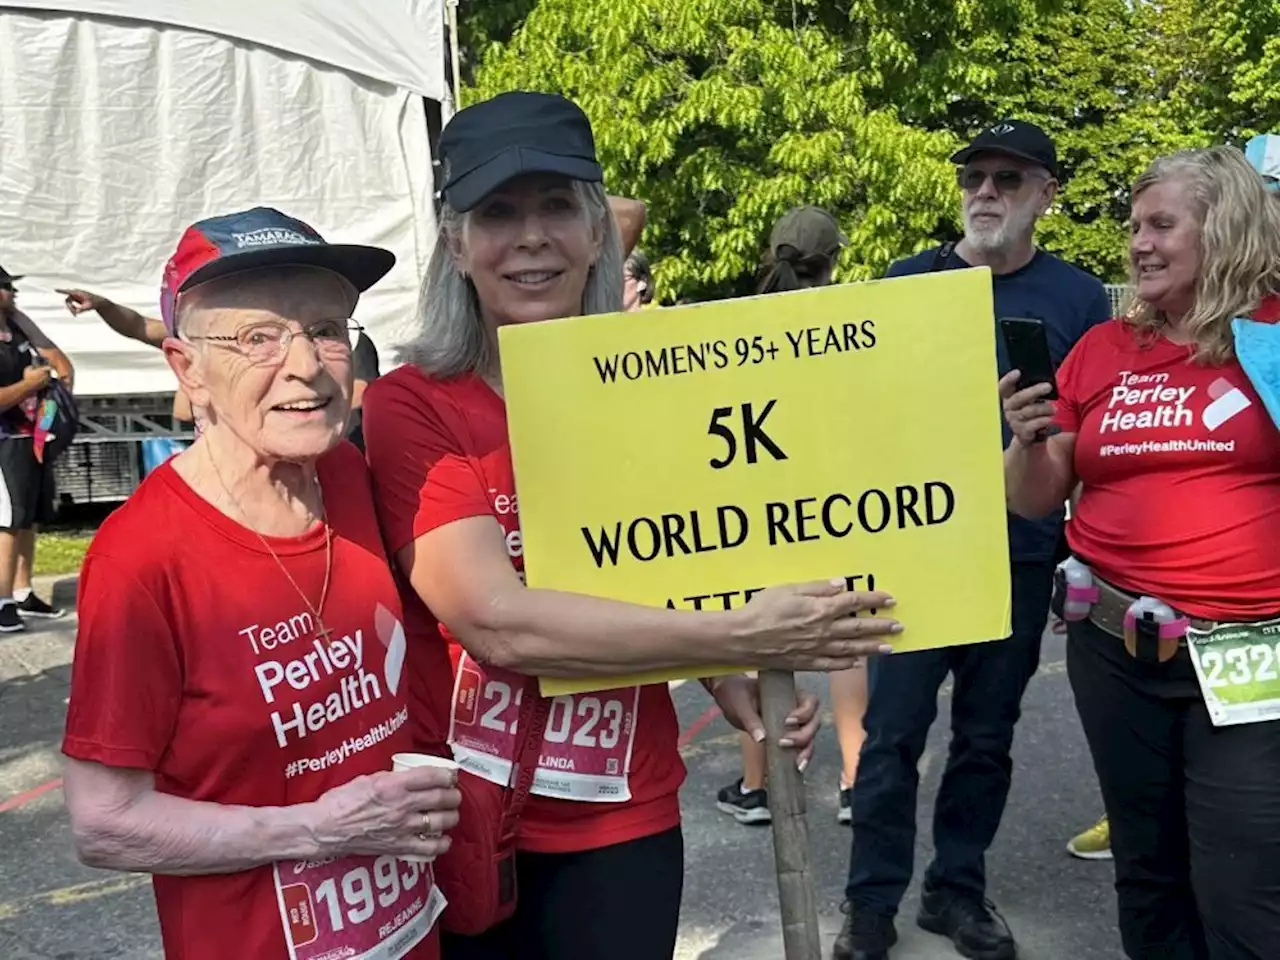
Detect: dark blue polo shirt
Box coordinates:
(886, 246, 1112, 563)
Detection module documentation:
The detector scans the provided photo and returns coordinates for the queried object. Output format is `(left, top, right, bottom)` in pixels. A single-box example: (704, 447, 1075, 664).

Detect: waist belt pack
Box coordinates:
(1052, 558, 1212, 663)
(433, 678, 550, 936)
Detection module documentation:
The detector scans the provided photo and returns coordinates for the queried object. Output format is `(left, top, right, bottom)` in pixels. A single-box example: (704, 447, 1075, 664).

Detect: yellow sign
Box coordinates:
(499, 268, 1012, 696)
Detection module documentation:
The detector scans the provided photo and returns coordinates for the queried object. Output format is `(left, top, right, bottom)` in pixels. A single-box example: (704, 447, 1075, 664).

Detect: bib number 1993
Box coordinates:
(275, 854, 445, 960)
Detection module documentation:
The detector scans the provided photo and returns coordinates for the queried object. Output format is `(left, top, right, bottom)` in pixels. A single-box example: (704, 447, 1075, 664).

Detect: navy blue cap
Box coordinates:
(439, 92, 604, 212)
(951, 120, 1060, 179)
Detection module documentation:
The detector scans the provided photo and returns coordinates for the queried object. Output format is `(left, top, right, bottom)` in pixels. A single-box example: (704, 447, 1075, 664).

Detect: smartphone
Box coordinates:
(999, 317, 1058, 400)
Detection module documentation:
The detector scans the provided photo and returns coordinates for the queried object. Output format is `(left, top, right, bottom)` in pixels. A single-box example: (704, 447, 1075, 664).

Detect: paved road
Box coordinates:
(0, 604, 1122, 959)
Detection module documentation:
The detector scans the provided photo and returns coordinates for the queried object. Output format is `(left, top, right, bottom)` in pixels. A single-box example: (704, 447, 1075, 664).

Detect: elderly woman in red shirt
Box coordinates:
(62, 209, 461, 960)
(1001, 146, 1280, 960)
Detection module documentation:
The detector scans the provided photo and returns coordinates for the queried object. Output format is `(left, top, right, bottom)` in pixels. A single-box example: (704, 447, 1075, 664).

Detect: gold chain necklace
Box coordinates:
(208, 450, 334, 641)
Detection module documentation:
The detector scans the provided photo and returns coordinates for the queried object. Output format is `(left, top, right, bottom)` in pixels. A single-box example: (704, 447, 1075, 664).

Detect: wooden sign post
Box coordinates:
(761, 669, 822, 959)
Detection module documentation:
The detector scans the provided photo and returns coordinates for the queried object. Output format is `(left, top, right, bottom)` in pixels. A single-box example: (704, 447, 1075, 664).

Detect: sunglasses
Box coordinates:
(956, 167, 1042, 194)
(0, 283, 12, 292)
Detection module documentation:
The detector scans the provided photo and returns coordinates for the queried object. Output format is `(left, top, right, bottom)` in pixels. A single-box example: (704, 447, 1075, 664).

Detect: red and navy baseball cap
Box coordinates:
(439, 92, 604, 213)
(160, 207, 395, 335)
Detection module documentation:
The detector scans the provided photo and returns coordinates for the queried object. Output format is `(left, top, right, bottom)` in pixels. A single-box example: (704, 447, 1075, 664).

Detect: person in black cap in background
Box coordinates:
(834, 121, 1111, 960)
(717, 205, 871, 829)
(362, 90, 902, 960)
(0, 265, 74, 631)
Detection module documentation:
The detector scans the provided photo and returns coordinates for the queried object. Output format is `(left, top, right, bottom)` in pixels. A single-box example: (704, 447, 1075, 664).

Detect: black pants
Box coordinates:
(845, 561, 1053, 914)
(1068, 619, 1280, 960)
(440, 826, 684, 960)
(0, 436, 54, 530)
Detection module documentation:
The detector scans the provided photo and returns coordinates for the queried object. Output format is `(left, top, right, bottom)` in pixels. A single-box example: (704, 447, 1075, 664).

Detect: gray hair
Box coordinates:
(399, 180, 624, 377)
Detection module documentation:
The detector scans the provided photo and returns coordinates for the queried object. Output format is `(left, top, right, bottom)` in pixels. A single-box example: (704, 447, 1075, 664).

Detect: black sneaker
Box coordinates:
(833, 901, 897, 960)
(0, 602, 25, 633)
(715, 778, 771, 824)
(17, 592, 64, 619)
(837, 786, 853, 824)
(917, 888, 1016, 960)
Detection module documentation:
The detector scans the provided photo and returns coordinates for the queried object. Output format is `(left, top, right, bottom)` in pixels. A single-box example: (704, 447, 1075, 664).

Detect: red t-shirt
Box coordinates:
(62, 443, 442, 960)
(363, 367, 684, 854)
(1055, 316, 1280, 620)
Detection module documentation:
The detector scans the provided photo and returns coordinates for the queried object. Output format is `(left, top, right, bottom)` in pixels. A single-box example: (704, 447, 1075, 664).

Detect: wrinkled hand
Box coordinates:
(56, 289, 107, 317)
(311, 766, 461, 861)
(21, 365, 52, 390)
(739, 579, 901, 671)
(1000, 370, 1058, 445)
(709, 674, 822, 772)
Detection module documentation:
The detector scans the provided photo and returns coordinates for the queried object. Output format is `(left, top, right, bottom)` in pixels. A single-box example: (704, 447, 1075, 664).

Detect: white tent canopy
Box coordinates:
(0, 1, 446, 396)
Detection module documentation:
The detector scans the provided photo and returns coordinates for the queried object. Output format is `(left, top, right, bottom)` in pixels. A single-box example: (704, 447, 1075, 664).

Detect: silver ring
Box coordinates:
(416, 811, 433, 840)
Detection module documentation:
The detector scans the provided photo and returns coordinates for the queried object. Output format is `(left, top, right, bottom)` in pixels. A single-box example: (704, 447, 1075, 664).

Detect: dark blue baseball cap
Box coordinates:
(951, 119, 1060, 179)
(439, 92, 604, 212)
(160, 207, 395, 335)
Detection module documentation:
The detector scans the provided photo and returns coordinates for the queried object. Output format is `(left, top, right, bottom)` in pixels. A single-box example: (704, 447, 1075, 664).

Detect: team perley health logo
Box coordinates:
(1100, 371, 1251, 436)
(246, 605, 409, 748)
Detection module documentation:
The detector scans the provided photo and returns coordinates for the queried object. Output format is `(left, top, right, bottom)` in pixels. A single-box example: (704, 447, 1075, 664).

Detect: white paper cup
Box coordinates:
(391, 753, 460, 863)
(392, 752, 460, 775)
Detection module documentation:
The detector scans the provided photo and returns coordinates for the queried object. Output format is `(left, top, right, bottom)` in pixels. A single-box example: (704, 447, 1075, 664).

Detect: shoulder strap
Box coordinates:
(499, 678, 552, 845)
(929, 242, 956, 273)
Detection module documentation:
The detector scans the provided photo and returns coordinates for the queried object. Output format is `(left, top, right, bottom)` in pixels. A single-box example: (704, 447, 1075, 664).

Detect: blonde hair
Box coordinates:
(1125, 146, 1280, 364)
(399, 180, 623, 377)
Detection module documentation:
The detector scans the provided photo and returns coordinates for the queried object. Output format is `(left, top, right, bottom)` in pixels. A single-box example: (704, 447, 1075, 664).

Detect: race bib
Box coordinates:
(1188, 618, 1280, 726)
(447, 654, 638, 802)
(275, 854, 445, 960)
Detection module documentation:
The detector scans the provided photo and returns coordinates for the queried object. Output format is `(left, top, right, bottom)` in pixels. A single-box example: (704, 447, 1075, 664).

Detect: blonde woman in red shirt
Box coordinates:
(1001, 146, 1280, 960)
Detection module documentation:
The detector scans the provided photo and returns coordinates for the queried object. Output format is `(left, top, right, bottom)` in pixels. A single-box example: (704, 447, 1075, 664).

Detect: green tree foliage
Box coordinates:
(467, 0, 1280, 299)
(1143, 0, 1280, 140)
(473, 0, 1045, 300)
(456, 0, 537, 85)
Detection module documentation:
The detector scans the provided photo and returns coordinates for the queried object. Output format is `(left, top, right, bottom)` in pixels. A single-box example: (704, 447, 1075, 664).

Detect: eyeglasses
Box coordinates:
(0, 284, 13, 293)
(188, 319, 362, 365)
(957, 167, 1043, 194)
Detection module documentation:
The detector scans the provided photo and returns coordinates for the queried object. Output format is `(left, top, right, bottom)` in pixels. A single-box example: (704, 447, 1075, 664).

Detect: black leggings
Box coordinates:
(1068, 619, 1280, 960)
(440, 827, 684, 960)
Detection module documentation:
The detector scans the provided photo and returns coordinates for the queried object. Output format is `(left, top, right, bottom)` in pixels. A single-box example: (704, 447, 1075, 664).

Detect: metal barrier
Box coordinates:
(1105, 284, 1131, 318)
(53, 393, 195, 507)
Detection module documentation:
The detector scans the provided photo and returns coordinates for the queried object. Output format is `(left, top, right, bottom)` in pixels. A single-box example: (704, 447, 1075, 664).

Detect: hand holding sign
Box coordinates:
(735, 579, 899, 671)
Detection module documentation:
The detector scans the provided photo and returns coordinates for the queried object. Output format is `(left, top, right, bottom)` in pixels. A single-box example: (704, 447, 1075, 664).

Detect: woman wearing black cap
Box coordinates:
(362, 92, 902, 959)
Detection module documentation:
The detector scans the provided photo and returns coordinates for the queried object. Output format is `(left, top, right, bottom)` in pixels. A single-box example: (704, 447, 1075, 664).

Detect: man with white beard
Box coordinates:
(834, 121, 1110, 960)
